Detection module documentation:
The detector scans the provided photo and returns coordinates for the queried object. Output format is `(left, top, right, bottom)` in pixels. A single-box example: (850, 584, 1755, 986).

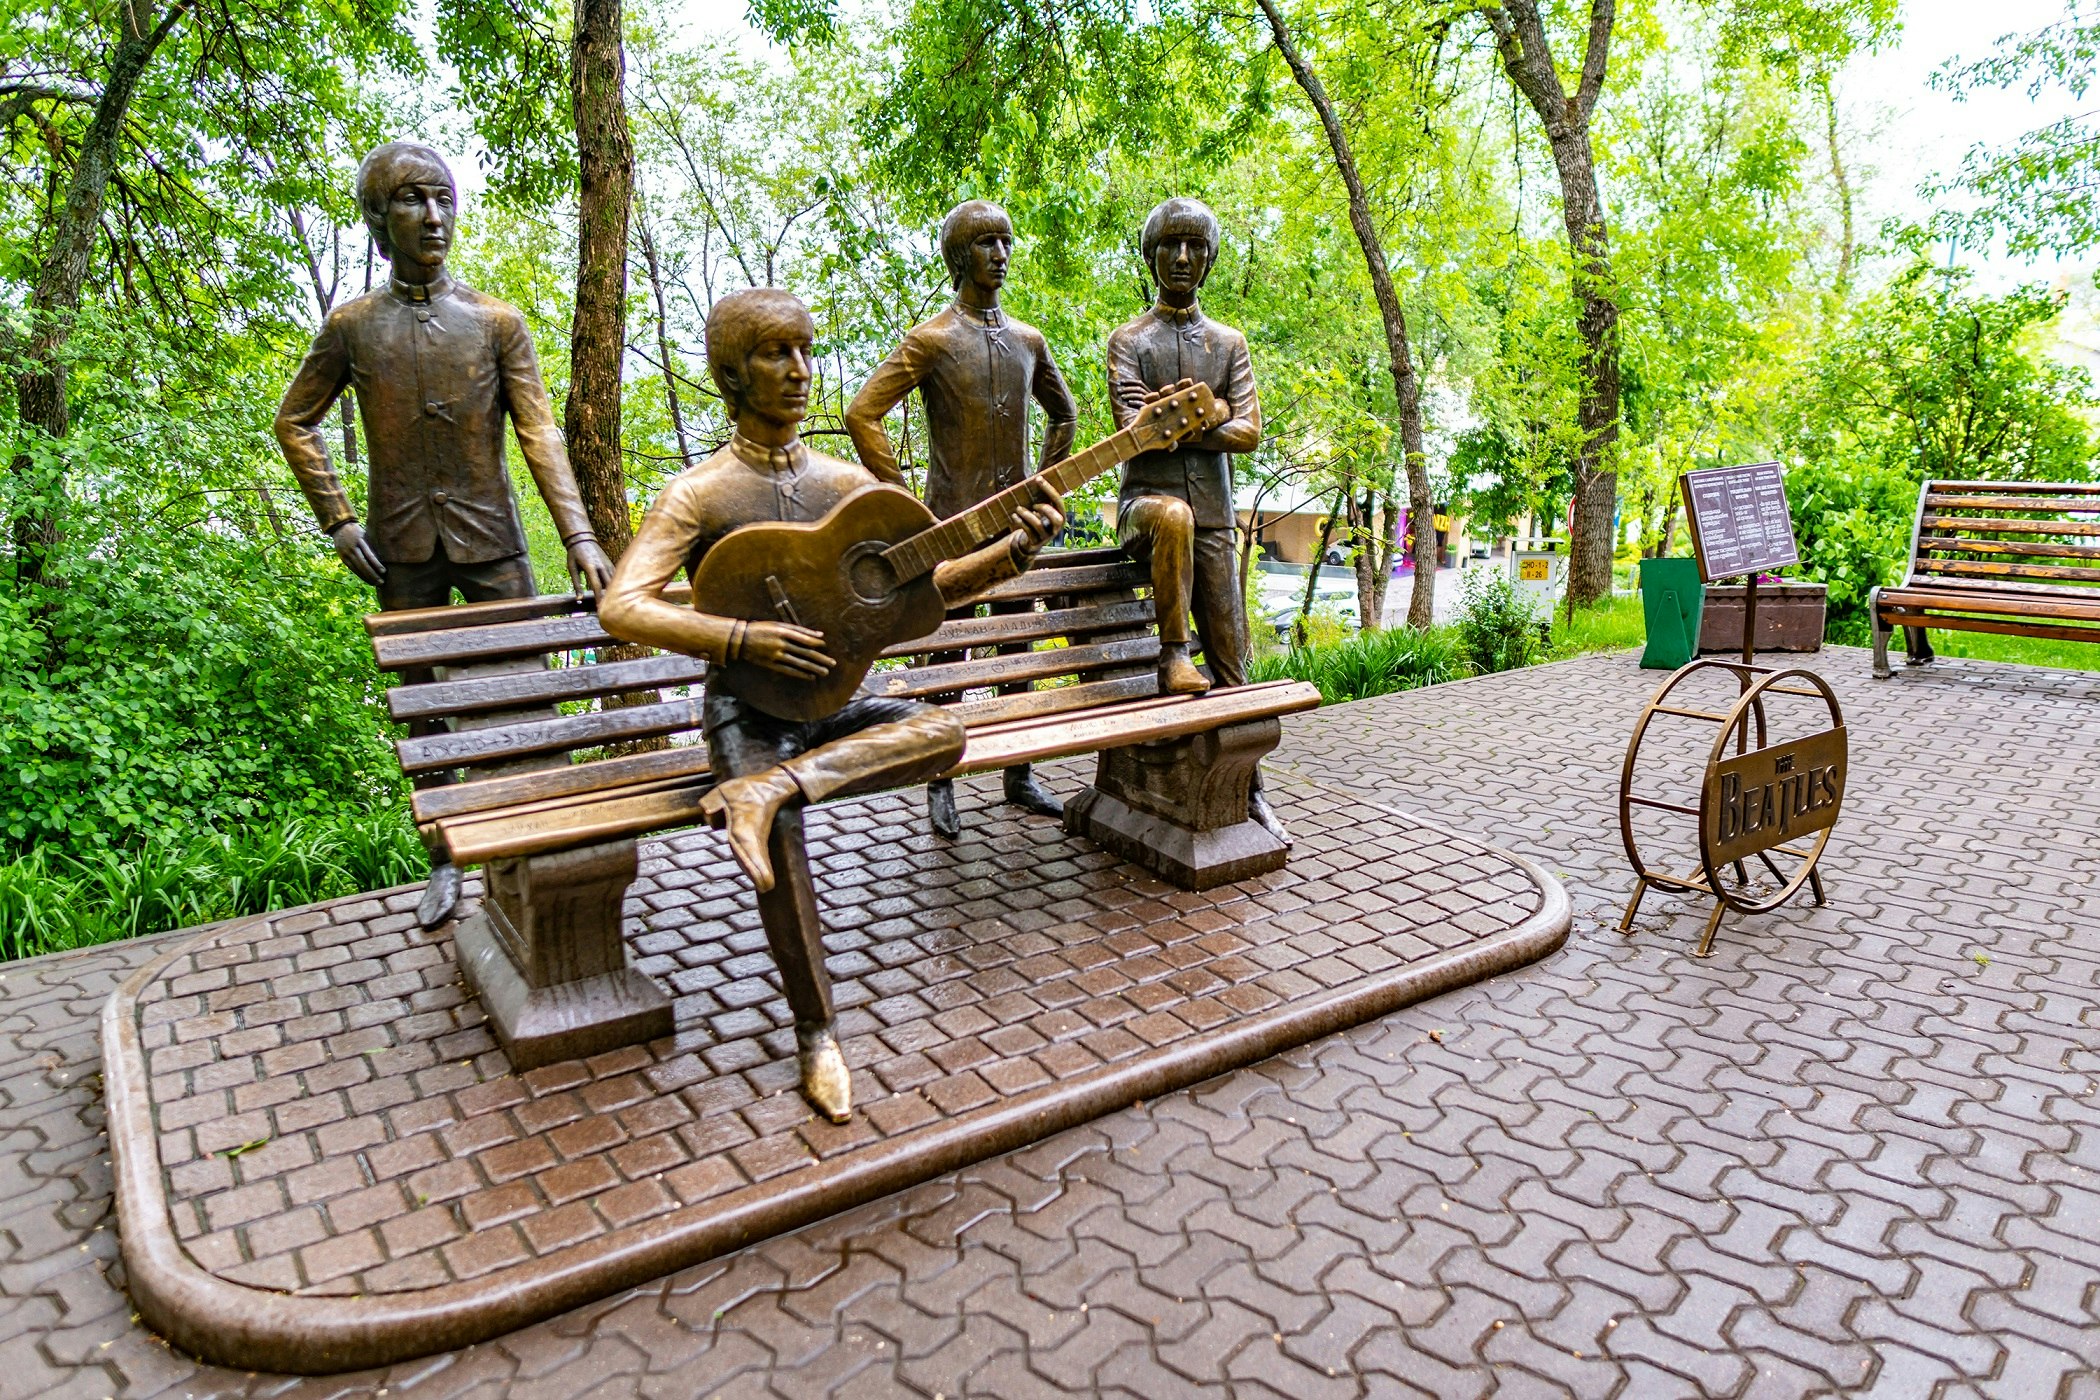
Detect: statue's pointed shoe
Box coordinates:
(797, 1025, 852, 1124)
(416, 861, 462, 929)
(1003, 766, 1064, 819)
(1158, 644, 1211, 696)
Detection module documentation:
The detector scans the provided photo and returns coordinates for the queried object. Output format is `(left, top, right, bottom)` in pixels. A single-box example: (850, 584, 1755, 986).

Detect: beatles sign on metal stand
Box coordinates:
(1618, 465, 1848, 956)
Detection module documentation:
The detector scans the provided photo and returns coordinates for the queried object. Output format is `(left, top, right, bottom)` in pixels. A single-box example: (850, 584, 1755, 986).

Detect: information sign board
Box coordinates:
(1680, 462, 1800, 583)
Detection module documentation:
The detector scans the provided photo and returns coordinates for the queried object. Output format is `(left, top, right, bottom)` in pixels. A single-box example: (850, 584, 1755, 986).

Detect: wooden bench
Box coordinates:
(1869, 480, 2100, 679)
(366, 546, 1321, 1067)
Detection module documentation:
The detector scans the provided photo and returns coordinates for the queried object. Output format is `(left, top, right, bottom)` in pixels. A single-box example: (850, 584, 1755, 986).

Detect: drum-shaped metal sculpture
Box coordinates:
(1618, 658, 1847, 956)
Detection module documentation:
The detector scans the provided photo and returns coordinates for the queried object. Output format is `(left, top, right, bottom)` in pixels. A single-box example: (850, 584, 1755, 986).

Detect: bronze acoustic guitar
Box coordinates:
(691, 379, 1226, 723)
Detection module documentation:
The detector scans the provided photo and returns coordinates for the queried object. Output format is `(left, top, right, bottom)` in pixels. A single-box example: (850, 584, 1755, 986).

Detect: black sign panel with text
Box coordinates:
(1680, 462, 1801, 583)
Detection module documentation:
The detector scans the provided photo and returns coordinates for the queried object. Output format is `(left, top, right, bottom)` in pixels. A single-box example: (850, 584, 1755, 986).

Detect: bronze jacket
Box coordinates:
(1105, 300, 1262, 530)
(273, 273, 597, 565)
(846, 301, 1077, 520)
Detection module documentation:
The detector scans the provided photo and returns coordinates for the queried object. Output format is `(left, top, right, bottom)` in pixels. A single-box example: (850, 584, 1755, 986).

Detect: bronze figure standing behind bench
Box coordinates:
(598, 289, 1065, 1123)
(847, 200, 1078, 836)
(273, 141, 614, 929)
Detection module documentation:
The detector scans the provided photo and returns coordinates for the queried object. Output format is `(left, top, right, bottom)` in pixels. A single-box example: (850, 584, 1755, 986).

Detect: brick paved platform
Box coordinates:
(5, 647, 2097, 1397)
(99, 776, 1565, 1372)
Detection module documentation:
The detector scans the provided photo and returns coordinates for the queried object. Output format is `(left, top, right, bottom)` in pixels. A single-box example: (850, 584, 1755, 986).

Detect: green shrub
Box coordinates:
(1249, 625, 1464, 703)
(1455, 570, 1545, 674)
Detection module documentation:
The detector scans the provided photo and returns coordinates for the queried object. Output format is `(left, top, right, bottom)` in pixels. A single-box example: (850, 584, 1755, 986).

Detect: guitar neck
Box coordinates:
(881, 429, 1137, 584)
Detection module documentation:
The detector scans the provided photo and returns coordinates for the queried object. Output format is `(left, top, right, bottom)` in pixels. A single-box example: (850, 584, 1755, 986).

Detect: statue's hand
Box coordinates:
(567, 539, 615, 596)
(737, 621, 833, 680)
(330, 521, 386, 586)
(1007, 479, 1065, 561)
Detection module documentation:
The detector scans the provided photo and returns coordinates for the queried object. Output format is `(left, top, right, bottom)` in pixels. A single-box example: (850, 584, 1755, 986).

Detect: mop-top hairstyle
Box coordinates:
(938, 200, 1014, 288)
(705, 288, 816, 417)
(356, 142, 454, 258)
(1140, 196, 1221, 267)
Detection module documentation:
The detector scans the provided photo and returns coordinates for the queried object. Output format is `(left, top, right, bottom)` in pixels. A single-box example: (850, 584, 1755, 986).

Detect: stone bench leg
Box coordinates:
(1065, 717, 1289, 890)
(454, 837, 673, 1070)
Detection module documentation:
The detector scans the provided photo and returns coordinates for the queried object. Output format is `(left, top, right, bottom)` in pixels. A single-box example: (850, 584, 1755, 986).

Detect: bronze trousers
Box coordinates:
(1118, 495, 1248, 688)
(703, 688, 965, 1029)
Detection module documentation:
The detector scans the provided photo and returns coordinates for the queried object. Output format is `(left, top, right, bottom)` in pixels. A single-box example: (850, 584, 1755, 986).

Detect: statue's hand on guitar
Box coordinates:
(1005, 479, 1065, 563)
(735, 621, 834, 679)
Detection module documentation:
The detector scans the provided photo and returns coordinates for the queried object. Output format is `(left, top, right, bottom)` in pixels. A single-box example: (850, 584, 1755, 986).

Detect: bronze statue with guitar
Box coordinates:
(598, 288, 1222, 1123)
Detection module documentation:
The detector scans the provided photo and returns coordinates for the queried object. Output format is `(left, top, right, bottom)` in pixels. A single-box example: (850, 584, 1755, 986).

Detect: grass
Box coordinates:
(1547, 593, 1648, 658)
(1912, 628, 2100, 673)
(0, 809, 426, 964)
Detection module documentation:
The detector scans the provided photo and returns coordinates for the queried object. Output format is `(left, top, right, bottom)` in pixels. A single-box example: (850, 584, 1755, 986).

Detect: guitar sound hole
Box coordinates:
(846, 545, 897, 606)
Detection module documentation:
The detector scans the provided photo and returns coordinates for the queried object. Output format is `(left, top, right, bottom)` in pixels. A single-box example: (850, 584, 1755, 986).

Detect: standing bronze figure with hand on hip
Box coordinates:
(1107, 197, 1286, 842)
(274, 142, 614, 930)
(846, 200, 1079, 837)
(598, 288, 1065, 1123)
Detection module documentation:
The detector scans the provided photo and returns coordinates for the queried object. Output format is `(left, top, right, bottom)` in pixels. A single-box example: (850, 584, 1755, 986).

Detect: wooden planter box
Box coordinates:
(1698, 582, 1826, 653)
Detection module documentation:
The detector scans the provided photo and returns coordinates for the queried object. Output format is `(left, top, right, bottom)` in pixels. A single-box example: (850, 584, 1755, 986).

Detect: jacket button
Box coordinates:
(432, 490, 449, 505)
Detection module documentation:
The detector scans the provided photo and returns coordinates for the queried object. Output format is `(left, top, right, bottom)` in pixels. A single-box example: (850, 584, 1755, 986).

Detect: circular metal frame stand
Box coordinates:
(1618, 658, 1847, 957)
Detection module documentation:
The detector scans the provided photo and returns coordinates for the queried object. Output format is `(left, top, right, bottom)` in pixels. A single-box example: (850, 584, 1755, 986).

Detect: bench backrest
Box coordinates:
(366, 547, 1153, 831)
(1903, 480, 2100, 599)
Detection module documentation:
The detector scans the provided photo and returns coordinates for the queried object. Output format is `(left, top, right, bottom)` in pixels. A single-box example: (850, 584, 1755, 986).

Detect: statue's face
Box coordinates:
(964, 231, 1010, 294)
(736, 331, 814, 429)
(384, 179, 454, 272)
(1151, 230, 1211, 296)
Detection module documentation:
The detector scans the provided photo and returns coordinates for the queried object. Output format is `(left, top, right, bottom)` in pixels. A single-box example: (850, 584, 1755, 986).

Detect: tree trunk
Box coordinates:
(1255, 0, 1436, 631)
(1816, 71, 1854, 311)
(1294, 489, 1347, 648)
(1480, 0, 1621, 607)
(9, 0, 191, 587)
(636, 211, 692, 465)
(568, 0, 636, 559)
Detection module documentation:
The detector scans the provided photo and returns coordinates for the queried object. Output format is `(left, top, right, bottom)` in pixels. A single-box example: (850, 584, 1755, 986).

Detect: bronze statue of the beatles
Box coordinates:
(274, 142, 613, 928)
(847, 200, 1077, 836)
(600, 289, 1064, 1122)
(1107, 197, 1286, 841)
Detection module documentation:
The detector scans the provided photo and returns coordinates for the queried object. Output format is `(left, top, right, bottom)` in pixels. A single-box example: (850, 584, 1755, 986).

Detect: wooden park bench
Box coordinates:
(365, 546, 1321, 1067)
(1869, 479, 2100, 679)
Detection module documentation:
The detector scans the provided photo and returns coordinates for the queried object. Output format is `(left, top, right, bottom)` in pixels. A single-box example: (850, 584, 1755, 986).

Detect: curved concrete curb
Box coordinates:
(105, 817, 1571, 1375)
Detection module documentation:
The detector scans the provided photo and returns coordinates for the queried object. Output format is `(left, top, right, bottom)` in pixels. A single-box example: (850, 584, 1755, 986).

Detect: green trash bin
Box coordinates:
(1639, 557, 1704, 670)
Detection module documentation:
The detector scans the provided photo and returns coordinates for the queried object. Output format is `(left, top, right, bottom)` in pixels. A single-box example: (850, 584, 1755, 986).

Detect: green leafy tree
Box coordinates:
(1932, 1, 2100, 257)
(1782, 263, 2097, 629)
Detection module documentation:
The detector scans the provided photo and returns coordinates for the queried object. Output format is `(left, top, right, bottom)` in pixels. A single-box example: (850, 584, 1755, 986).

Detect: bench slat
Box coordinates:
(1879, 586, 2100, 621)
(952, 681, 1322, 775)
(1925, 480, 2100, 496)
(869, 636, 1159, 697)
(1916, 536, 2100, 564)
(375, 613, 614, 671)
(969, 561, 1146, 603)
(1921, 493, 2100, 513)
(1913, 557, 2100, 586)
(945, 674, 1159, 726)
(1921, 514, 2100, 540)
(437, 681, 1320, 864)
(397, 697, 705, 774)
(1879, 609, 2100, 644)
(411, 745, 718, 826)
(390, 653, 708, 721)
(881, 599, 1157, 658)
